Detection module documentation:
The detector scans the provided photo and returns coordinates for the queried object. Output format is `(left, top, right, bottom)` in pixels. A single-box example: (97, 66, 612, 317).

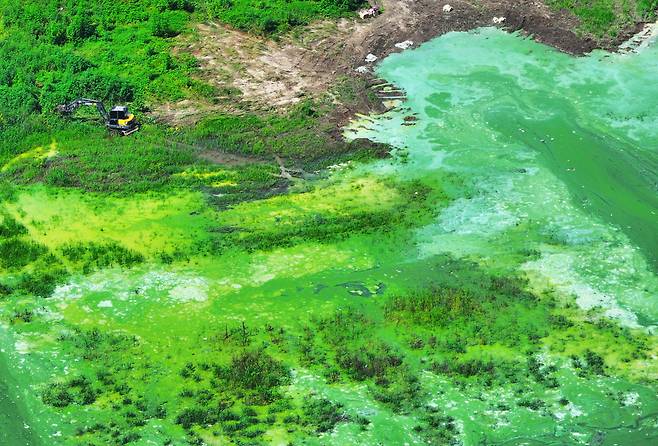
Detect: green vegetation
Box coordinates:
(60, 242, 144, 272)
(0, 213, 27, 238)
(0, 239, 48, 269)
(550, 0, 657, 37)
(0, 1, 198, 134)
(198, 0, 366, 35)
(189, 99, 386, 162)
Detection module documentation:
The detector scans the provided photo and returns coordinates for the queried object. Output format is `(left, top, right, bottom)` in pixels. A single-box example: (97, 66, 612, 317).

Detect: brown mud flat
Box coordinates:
(156, 0, 645, 131)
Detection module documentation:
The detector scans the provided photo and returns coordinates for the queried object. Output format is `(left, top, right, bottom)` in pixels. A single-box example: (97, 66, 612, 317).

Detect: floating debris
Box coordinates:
(395, 40, 414, 50)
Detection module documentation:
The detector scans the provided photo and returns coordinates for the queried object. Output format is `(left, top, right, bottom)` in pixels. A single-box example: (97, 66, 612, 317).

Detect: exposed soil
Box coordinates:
(155, 0, 646, 129)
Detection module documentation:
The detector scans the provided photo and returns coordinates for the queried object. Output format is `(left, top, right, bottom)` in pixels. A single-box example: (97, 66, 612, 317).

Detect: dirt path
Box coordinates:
(155, 0, 644, 125)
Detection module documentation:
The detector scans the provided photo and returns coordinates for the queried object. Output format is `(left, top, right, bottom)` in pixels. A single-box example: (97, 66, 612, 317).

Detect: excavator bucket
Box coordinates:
(120, 125, 140, 136)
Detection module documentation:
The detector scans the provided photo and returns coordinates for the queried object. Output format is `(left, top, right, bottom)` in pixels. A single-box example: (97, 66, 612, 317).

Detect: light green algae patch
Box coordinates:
(1, 28, 657, 446)
(5, 186, 214, 257)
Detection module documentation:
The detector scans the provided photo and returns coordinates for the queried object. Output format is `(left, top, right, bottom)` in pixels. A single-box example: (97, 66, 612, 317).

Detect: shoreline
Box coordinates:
(161, 1, 651, 127)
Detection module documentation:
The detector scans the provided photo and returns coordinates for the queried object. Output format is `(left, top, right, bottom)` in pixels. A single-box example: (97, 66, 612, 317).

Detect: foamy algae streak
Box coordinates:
(1, 28, 657, 445)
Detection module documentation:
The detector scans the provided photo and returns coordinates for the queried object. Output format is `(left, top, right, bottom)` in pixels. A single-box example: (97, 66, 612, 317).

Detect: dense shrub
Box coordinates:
(198, 0, 366, 35)
(336, 341, 403, 380)
(0, 239, 48, 269)
(61, 242, 144, 272)
(302, 397, 351, 433)
(217, 349, 290, 403)
(42, 376, 97, 408)
(0, 214, 27, 238)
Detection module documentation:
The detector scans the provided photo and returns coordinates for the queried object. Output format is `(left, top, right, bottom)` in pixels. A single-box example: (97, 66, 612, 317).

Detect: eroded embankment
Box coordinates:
(160, 0, 649, 125)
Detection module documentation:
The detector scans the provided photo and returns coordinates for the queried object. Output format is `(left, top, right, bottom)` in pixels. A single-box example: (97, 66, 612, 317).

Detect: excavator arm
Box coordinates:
(56, 98, 109, 122)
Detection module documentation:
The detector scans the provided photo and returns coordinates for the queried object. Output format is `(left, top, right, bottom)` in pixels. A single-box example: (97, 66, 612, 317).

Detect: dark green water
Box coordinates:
(0, 351, 38, 446)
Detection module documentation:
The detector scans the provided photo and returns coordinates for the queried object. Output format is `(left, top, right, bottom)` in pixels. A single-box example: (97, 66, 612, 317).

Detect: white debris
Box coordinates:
(395, 40, 414, 50)
(358, 6, 380, 20)
(365, 53, 378, 63)
(443, 4, 453, 13)
(493, 16, 506, 24)
(169, 280, 208, 302)
(14, 340, 30, 354)
(97, 300, 113, 308)
(355, 65, 370, 74)
(622, 392, 640, 407)
(567, 403, 583, 417)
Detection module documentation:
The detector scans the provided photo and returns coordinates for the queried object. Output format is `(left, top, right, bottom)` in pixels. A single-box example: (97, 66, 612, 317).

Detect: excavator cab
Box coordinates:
(108, 106, 138, 135)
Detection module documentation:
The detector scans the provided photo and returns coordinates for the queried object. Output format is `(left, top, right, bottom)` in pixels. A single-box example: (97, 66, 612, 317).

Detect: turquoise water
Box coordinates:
(346, 27, 658, 329)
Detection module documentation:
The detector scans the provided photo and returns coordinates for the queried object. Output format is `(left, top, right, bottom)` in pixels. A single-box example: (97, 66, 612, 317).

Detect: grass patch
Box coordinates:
(198, 0, 366, 35)
(0, 238, 48, 269)
(549, 0, 655, 37)
(0, 213, 27, 238)
(384, 256, 548, 348)
(60, 242, 145, 273)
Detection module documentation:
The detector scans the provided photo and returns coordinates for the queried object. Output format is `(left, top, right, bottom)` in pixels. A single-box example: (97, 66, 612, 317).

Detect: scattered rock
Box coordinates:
(395, 40, 414, 50)
(443, 4, 453, 13)
(365, 53, 378, 63)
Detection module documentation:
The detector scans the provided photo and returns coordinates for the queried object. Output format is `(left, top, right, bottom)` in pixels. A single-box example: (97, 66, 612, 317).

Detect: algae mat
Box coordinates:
(0, 28, 657, 445)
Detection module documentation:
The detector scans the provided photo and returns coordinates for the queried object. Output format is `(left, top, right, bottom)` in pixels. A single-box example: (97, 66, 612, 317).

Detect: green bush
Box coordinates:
(42, 375, 97, 408)
(0, 214, 27, 238)
(302, 397, 350, 433)
(150, 10, 188, 37)
(335, 341, 403, 380)
(199, 0, 366, 35)
(61, 242, 144, 272)
(17, 268, 68, 298)
(217, 349, 290, 403)
(0, 238, 48, 269)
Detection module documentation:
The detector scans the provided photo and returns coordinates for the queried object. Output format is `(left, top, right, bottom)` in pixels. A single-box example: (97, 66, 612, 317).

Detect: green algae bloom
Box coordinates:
(1, 28, 657, 446)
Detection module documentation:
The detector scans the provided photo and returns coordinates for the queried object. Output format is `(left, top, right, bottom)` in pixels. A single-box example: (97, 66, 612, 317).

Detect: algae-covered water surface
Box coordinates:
(1, 28, 657, 445)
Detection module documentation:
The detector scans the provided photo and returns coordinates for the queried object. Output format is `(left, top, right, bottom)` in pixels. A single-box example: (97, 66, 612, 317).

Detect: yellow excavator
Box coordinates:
(56, 98, 140, 136)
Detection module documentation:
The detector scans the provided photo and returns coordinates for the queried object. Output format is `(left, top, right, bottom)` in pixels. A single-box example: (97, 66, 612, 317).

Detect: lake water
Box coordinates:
(347, 27, 658, 330)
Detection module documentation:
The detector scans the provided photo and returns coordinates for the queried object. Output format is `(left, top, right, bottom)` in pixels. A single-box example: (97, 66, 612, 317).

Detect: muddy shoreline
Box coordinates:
(161, 1, 649, 152)
(323, 0, 648, 132)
